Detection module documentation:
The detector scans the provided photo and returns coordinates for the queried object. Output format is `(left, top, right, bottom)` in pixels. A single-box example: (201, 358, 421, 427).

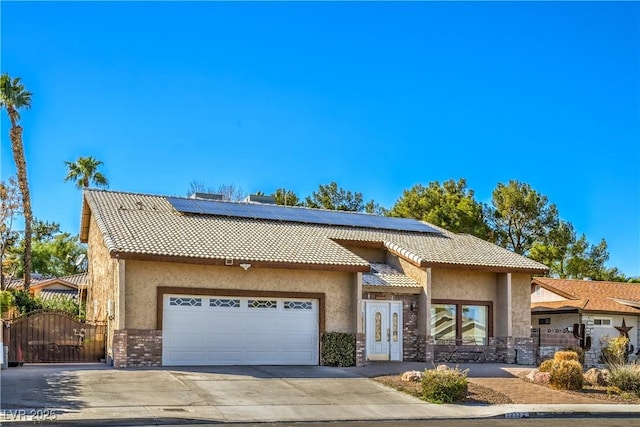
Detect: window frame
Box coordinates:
(593, 317, 612, 327)
(431, 299, 493, 344)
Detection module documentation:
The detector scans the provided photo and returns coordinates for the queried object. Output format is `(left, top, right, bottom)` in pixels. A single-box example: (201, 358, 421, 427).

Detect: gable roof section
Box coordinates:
(532, 277, 640, 315)
(80, 189, 549, 273)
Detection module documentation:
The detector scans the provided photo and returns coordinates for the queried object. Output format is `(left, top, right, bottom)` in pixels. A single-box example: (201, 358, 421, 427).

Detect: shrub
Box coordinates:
(609, 364, 640, 394)
(320, 332, 355, 367)
(0, 290, 15, 316)
(554, 350, 579, 362)
(564, 346, 585, 365)
(539, 359, 554, 373)
(601, 336, 630, 366)
(421, 366, 469, 404)
(549, 360, 584, 391)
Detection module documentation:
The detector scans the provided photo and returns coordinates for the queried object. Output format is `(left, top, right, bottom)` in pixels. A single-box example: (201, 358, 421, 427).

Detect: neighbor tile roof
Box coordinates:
(363, 263, 421, 288)
(532, 277, 640, 314)
(38, 289, 79, 300)
(4, 273, 86, 291)
(81, 189, 549, 273)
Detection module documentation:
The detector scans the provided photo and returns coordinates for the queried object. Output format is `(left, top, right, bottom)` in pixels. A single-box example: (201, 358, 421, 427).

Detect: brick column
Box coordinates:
(112, 329, 162, 368)
(355, 333, 366, 366)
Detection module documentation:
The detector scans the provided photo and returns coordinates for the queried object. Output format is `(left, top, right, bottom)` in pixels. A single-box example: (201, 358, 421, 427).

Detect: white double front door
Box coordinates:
(364, 300, 402, 361)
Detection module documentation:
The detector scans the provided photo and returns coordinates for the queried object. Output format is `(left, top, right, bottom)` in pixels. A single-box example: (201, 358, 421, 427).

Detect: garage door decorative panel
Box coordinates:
(162, 294, 319, 366)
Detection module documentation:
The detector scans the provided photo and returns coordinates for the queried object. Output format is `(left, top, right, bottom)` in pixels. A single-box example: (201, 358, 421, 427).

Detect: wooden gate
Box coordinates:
(6, 310, 106, 364)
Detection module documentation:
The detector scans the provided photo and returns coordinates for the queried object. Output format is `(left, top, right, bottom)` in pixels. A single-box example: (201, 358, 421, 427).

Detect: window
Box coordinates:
(431, 301, 491, 344)
(431, 304, 457, 342)
(594, 318, 611, 326)
(534, 285, 542, 296)
(538, 318, 551, 325)
(248, 300, 277, 309)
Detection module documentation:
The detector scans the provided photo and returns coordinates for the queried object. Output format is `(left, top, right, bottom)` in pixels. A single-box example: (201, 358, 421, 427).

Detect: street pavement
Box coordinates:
(1, 362, 639, 425)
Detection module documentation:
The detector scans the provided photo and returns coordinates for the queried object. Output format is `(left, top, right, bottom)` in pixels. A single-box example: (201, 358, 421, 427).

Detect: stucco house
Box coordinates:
(531, 277, 640, 365)
(80, 189, 548, 368)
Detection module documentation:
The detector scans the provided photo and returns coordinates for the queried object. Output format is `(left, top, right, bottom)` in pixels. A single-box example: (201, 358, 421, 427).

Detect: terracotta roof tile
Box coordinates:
(533, 277, 640, 314)
(82, 189, 549, 272)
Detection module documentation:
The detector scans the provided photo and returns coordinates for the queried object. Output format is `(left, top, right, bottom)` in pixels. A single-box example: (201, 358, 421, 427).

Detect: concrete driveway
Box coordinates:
(0, 363, 438, 424)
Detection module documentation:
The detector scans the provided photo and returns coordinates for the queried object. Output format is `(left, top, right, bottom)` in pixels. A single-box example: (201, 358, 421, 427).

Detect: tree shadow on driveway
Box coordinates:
(0, 364, 105, 411)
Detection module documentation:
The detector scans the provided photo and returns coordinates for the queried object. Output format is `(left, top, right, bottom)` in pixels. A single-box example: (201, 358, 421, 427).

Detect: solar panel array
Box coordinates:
(166, 197, 441, 234)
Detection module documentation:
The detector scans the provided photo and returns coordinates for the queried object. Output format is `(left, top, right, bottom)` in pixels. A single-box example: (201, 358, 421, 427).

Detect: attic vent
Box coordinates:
(190, 192, 224, 201)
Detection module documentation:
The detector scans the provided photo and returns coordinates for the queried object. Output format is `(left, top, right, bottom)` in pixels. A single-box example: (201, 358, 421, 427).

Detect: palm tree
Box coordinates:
(64, 156, 109, 189)
(0, 74, 33, 291)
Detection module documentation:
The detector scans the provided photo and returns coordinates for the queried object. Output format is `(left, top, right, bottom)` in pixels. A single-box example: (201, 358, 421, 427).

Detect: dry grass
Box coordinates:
(374, 375, 513, 405)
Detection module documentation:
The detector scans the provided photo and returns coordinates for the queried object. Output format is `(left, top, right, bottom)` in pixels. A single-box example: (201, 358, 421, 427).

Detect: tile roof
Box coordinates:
(532, 277, 640, 315)
(81, 189, 549, 273)
(38, 289, 79, 300)
(363, 263, 422, 288)
(4, 273, 86, 291)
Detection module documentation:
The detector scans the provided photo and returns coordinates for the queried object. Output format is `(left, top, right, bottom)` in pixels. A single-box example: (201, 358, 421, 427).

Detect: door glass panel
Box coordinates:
(392, 312, 398, 342)
(375, 312, 382, 342)
(462, 305, 487, 344)
(431, 304, 456, 342)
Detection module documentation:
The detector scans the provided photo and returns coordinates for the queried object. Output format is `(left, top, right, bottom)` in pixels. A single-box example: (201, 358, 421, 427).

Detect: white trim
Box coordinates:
(593, 317, 612, 327)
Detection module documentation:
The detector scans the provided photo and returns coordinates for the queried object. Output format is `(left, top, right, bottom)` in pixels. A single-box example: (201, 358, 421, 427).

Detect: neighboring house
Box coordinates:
(4, 272, 87, 302)
(531, 277, 640, 365)
(80, 189, 548, 368)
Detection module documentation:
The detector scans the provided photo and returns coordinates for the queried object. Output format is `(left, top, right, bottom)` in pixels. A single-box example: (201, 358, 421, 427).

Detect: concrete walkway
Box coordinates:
(0, 362, 638, 425)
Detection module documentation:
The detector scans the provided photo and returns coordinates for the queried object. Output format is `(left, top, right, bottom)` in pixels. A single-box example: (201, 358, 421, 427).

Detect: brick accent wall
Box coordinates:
(425, 336, 435, 363)
(113, 329, 162, 368)
(355, 333, 366, 367)
(402, 295, 421, 361)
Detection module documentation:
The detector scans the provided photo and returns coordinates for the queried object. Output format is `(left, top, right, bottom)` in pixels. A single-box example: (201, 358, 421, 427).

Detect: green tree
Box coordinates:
(388, 179, 489, 237)
(1, 177, 21, 288)
(6, 219, 87, 278)
(565, 236, 623, 281)
(0, 73, 33, 290)
(64, 156, 109, 189)
(305, 182, 375, 212)
(487, 180, 558, 255)
(272, 188, 301, 206)
(529, 220, 576, 277)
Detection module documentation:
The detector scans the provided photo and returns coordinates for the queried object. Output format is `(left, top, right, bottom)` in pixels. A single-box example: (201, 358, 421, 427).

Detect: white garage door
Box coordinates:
(162, 294, 319, 366)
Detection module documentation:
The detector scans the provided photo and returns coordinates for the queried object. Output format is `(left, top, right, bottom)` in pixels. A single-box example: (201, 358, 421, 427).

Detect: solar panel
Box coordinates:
(166, 197, 441, 234)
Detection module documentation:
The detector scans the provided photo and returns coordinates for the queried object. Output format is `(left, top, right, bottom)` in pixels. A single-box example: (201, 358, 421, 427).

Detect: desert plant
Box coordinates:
(549, 359, 584, 391)
(608, 364, 640, 394)
(539, 359, 554, 373)
(601, 336, 629, 366)
(554, 350, 579, 362)
(320, 332, 355, 367)
(421, 366, 469, 404)
(564, 346, 585, 365)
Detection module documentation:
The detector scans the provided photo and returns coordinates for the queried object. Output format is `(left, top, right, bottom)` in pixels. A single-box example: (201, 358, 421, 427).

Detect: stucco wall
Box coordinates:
(124, 260, 356, 333)
(430, 269, 532, 339)
(386, 254, 427, 286)
(430, 268, 496, 301)
(511, 273, 533, 337)
(342, 245, 385, 263)
(86, 215, 118, 323)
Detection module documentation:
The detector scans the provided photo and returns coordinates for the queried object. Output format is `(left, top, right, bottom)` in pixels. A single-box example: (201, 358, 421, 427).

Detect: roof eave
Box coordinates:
(110, 251, 370, 273)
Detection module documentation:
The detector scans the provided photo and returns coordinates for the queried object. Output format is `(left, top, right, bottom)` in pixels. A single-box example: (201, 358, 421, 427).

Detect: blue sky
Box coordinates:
(1, 2, 639, 277)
